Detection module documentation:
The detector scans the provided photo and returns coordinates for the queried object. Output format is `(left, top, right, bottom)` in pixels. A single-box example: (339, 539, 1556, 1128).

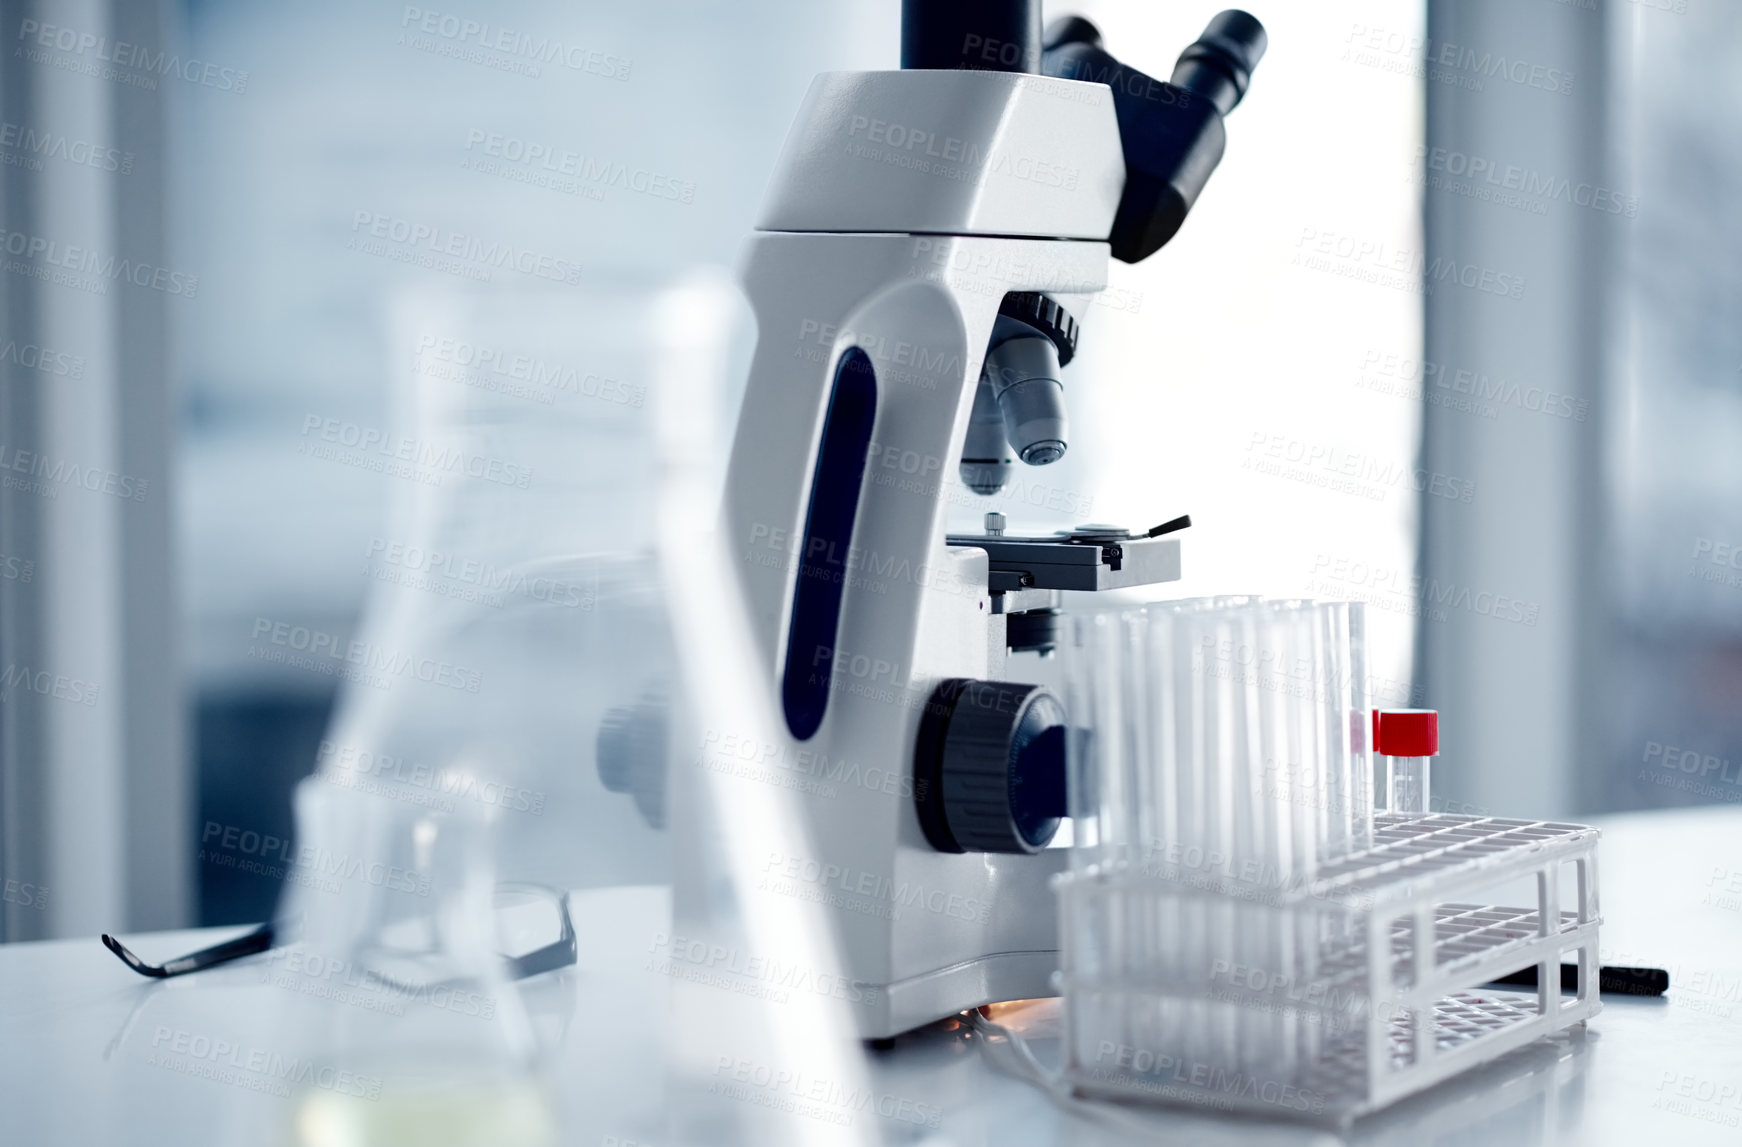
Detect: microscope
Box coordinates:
(613, 1, 1267, 1038)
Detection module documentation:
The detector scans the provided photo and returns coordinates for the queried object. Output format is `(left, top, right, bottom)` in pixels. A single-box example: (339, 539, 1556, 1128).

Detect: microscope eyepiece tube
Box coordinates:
(1170, 10, 1269, 116)
(901, 0, 1042, 73)
(1042, 11, 1266, 262)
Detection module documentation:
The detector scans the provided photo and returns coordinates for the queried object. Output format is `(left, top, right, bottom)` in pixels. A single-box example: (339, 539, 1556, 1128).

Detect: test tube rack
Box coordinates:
(1054, 812, 1601, 1125)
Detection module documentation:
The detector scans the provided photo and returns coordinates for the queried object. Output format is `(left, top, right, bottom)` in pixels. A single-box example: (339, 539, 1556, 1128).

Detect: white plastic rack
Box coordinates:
(1056, 813, 1602, 1124)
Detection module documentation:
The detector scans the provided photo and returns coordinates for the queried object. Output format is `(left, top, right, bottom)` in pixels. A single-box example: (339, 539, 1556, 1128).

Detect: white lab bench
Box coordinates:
(3, 805, 1739, 1146)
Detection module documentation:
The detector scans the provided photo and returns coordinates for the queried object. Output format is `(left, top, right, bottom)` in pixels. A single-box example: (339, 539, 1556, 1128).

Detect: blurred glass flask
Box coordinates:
(278, 779, 555, 1147)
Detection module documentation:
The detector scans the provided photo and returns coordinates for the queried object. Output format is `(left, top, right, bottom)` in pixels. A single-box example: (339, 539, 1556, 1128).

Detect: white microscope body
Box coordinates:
(723, 70, 1121, 1038)
(710, 8, 1265, 1038)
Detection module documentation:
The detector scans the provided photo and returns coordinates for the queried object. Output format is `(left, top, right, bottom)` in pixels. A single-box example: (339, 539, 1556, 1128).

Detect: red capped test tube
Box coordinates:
(1375, 709, 1438, 815)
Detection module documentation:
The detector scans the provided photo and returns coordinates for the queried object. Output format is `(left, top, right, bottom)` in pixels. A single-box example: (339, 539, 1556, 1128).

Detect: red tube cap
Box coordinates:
(1375, 709, 1438, 757)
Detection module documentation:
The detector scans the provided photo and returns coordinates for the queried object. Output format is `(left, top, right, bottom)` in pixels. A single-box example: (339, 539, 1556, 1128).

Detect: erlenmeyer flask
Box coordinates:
(291, 281, 695, 1145)
(272, 779, 554, 1147)
(272, 272, 876, 1147)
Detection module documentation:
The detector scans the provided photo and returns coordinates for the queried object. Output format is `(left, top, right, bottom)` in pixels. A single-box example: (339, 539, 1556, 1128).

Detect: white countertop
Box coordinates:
(3, 806, 1739, 1146)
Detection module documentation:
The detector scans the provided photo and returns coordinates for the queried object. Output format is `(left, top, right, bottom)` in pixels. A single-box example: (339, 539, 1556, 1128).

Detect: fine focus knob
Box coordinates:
(914, 678, 1067, 854)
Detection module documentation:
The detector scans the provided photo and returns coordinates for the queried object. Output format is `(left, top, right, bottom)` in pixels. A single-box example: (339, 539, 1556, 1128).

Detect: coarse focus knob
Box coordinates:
(597, 690, 668, 829)
(914, 678, 1067, 854)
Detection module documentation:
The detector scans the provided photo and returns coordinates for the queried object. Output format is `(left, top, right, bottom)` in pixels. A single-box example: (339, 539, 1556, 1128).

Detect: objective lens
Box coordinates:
(960, 375, 1014, 495)
(983, 334, 1067, 467)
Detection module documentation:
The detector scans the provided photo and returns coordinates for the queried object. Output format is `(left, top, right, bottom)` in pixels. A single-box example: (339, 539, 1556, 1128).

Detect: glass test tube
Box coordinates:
(1387, 756, 1433, 814)
(1347, 604, 1373, 850)
(1375, 709, 1439, 816)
